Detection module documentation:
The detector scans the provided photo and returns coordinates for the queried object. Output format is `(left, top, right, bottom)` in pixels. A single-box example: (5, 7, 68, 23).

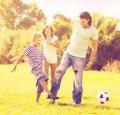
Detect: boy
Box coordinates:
(11, 32, 55, 103)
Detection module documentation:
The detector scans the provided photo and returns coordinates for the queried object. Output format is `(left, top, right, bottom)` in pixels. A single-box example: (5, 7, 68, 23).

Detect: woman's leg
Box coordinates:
(44, 61, 49, 75)
(44, 61, 49, 85)
(50, 63, 57, 87)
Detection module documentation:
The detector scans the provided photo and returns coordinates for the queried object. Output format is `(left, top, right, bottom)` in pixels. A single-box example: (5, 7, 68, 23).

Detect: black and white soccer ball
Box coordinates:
(97, 92, 109, 104)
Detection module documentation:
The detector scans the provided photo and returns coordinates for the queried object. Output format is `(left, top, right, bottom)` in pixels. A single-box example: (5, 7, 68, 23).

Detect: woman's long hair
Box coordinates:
(42, 26, 54, 39)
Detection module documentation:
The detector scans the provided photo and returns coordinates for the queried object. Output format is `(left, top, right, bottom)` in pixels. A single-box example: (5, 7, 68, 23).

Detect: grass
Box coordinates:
(0, 64, 120, 115)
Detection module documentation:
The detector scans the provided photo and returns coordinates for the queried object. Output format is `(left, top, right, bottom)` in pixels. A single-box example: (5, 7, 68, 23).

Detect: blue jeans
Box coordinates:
(50, 52, 85, 104)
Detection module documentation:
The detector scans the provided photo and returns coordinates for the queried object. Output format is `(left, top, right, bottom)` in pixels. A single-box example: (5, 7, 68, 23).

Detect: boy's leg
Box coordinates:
(36, 79, 43, 103)
(50, 53, 71, 103)
(71, 57, 85, 104)
(40, 80, 50, 95)
(36, 92, 41, 103)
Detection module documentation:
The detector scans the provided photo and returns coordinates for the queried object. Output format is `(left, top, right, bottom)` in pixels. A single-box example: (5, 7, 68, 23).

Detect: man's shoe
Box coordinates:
(47, 93, 54, 99)
(55, 96, 59, 99)
(50, 99, 55, 104)
(47, 93, 60, 99)
(73, 102, 81, 106)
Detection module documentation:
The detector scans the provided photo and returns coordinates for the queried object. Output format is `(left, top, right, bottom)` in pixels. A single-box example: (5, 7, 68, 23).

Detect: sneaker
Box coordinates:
(73, 102, 80, 106)
(55, 96, 59, 99)
(50, 99, 55, 104)
(47, 93, 54, 99)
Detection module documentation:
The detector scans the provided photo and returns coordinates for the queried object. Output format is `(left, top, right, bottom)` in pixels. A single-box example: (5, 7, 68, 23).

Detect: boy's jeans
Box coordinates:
(50, 52, 85, 104)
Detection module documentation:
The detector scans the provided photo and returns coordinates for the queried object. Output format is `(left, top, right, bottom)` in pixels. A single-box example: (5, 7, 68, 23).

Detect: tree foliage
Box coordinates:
(0, 0, 46, 29)
(49, 19, 72, 64)
(0, 11, 120, 71)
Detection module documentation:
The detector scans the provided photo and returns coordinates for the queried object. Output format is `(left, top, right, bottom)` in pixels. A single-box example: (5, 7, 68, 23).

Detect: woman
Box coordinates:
(42, 26, 60, 87)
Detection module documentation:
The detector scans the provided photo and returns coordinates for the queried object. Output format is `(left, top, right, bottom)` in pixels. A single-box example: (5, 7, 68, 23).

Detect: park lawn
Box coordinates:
(0, 64, 120, 115)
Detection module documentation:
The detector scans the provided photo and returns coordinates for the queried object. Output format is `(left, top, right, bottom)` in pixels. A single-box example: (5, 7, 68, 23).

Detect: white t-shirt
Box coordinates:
(43, 35, 58, 63)
(66, 18, 98, 58)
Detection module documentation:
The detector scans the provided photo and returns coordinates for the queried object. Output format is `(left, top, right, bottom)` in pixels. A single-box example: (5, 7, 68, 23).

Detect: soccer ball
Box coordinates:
(97, 92, 109, 104)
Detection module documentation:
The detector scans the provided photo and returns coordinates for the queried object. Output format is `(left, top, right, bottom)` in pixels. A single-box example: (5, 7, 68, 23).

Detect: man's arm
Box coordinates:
(84, 40, 98, 70)
(11, 55, 24, 72)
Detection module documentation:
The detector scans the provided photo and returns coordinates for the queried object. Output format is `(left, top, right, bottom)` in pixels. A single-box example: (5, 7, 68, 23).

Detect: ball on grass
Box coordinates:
(97, 92, 109, 104)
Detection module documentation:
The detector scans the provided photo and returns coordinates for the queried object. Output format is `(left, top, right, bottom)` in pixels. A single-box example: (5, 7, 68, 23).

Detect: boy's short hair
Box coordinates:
(32, 32, 41, 41)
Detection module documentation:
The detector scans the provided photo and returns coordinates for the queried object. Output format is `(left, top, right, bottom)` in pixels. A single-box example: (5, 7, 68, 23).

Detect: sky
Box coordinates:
(23, 0, 120, 22)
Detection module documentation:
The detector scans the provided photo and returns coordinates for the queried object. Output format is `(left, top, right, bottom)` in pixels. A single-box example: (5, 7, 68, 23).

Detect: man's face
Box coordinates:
(80, 18, 89, 28)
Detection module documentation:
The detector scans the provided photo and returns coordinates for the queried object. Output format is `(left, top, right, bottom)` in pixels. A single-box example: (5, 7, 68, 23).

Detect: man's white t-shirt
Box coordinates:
(43, 35, 58, 63)
(66, 18, 98, 58)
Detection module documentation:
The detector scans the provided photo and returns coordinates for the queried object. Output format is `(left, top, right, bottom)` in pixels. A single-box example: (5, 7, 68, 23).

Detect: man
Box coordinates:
(50, 11, 98, 104)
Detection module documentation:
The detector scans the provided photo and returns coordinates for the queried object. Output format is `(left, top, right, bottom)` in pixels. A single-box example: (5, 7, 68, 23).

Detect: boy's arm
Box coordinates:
(11, 55, 24, 72)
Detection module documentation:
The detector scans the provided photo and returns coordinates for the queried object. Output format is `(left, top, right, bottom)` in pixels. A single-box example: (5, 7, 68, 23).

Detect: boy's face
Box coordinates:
(33, 36, 41, 46)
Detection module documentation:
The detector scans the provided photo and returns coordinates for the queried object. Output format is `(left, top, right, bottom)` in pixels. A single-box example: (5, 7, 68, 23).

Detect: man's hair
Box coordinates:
(32, 32, 41, 41)
(42, 26, 53, 38)
(79, 11, 92, 25)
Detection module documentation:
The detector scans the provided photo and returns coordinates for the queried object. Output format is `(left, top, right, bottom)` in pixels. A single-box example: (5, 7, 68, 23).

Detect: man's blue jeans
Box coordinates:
(50, 52, 85, 104)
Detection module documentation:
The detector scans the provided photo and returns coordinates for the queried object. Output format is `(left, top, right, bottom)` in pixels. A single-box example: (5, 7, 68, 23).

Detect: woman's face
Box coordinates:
(44, 27, 52, 36)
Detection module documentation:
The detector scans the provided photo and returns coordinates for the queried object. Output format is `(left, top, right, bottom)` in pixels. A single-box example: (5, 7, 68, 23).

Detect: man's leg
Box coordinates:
(50, 53, 71, 103)
(71, 57, 85, 104)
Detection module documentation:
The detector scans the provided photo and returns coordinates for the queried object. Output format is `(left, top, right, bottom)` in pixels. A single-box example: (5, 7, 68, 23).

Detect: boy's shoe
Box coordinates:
(50, 99, 55, 104)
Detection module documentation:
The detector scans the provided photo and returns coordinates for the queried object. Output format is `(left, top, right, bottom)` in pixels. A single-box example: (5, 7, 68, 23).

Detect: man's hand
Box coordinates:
(11, 65, 16, 72)
(84, 62, 92, 71)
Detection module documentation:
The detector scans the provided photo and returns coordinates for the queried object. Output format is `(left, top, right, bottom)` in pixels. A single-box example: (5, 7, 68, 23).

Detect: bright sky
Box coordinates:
(23, 0, 120, 22)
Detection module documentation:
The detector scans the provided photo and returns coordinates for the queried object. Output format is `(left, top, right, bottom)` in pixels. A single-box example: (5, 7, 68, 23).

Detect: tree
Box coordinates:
(0, 0, 46, 29)
(49, 18, 72, 64)
(92, 12, 117, 42)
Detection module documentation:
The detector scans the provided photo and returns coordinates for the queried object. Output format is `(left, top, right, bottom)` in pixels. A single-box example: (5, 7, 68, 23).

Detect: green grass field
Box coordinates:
(0, 64, 120, 115)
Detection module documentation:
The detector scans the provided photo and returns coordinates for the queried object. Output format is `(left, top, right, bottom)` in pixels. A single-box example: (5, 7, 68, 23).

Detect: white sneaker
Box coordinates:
(50, 99, 55, 104)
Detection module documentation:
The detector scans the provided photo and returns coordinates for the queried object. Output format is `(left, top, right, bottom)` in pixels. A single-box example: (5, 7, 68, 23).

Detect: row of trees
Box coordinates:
(0, 0, 120, 71)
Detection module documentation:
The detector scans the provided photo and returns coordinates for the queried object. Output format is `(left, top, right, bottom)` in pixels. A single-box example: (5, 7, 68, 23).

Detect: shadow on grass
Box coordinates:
(57, 102, 120, 111)
(57, 102, 91, 107)
(55, 96, 120, 111)
(95, 105, 120, 111)
(56, 96, 94, 107)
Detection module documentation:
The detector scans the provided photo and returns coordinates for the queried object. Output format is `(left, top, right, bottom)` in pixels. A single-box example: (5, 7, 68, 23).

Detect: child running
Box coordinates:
(11, 32, 56, 103)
